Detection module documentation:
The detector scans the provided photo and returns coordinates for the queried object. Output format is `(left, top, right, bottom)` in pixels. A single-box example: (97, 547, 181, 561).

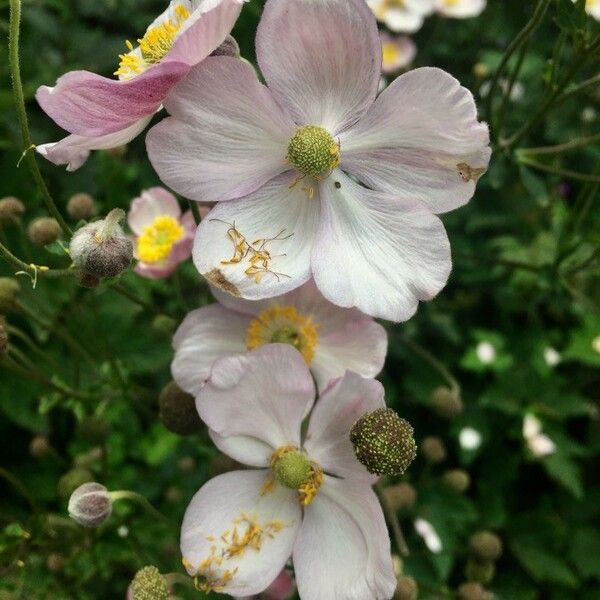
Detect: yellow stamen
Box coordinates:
(136, 214, 184, 264)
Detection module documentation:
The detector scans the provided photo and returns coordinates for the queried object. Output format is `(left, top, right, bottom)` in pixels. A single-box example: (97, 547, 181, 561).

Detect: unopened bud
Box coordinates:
(177, 456, 196, 473)
(469, 531, 503, 562)
(165, 486, 184, 504)
(57, 468, 93, 498)
(443, 469, 471, 493)
(430, 386, 463, 419)
(457, 582, 494, 600)
(131, 565, 169, 600)
(350, 408, 417, 476)
(66, 193, 95, 221)
(0, 317, 8, 359)
(68, 482, 112, 527)
(473, 63, 489, 78)
(384, 482, 417, 512)
(46, 553, 65, 572)
(69, 209, 133, 281)
(465, 558, 495, 584)
(158, 381, 203, 436)
(395, 575, 418, 600)
(0, 196, 25, 222)
(0, 278, 20, 311)
(151, 314, 177, 335)
(27, 217, 61, 246)
(421, 436, 446, 464)
(29, 435, 51, 459)
(77, 415, 110, 443)
(73, 446, 103, 469)
(211, 34, 240, 58)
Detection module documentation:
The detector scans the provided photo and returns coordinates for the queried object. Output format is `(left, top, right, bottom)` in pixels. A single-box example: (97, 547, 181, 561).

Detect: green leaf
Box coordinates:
(543, 453, 584, 498)
(570, 528, 600, 579)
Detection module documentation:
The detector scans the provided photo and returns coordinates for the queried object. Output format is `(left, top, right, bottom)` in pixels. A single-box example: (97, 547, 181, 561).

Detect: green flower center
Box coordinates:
(287, 125, 340, 178)
(274, 450, 313, 489)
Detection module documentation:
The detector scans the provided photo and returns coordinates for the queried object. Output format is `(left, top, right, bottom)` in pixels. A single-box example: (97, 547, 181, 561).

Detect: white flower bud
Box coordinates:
(68, 482, 112, 527)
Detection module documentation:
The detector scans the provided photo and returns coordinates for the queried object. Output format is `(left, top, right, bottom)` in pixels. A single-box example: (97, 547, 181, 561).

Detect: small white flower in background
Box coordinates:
(117, 525, 129, 538)
(380, 32, 417, 74)
(523, 414, 556, 458)
(475, 341, 496, 364)
(436, 0, 486, 18)
(522, 414, 542, 439)
(414, 518, 443, 553)
(543, 346, 561, 367)
(480, 79, 524, 102)
(368, 0, 435, 33)
(581, 106, 597, 122)
(459, 427, 482, 451)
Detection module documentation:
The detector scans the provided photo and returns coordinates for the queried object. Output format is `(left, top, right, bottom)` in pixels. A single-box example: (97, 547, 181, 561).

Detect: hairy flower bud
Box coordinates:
(158, 381, 203, 436)
(0, 277, 20, 311)
(69, 209, 133, 282)
(384, 482, 417, 512)
(68, 482, 112, 527)
(465, 558, 495, 584)
(29, 435, 51, 459)
(430, 386, 463, 419)
(0, 196, 25, 222)
(395, 575, 418, 600)
(443, 469, 471, 494)
(421, 436, 447, 464)
(350, 408, 417, 476)
(67, 193, 95, 221)
(27, 217, 62, 246)
(469, 531, 503, 562)
(57, 468, 93, 498)
(457, 582, 494, 600)
(131, 566, 169, 600)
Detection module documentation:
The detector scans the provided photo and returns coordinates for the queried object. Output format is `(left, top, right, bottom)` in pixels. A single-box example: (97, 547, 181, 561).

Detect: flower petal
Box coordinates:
(304, 372, 385, 483)
(147, 57, 294, 203)
(340, 67, 491, 214)
(172, 304, 249, 396)
(293, 476, 396, 600)
(181, 470, 301, 597)
(193, 172, 319, 300)
(128, 188, 182, 235)
(437, 0, 486, 18)
(36, 61, 190, 137)
(197, 345, 315, 461)
(312, 172, 451, 322)
(256, 0, 381, 133)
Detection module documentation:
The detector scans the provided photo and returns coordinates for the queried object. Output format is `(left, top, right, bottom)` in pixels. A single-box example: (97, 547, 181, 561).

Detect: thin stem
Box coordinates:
(496, 38, 529, 133)
(376, 481, 409, 557)
(8, 0, 71, 237)
(517, 155, 600, 183)
(109, 282, 159, 314)
(556, 73, 600, 105)
(187, 199, 202, 226)
(109, 490, 167, 521)
(0, 465, 40, 514)
(0, 240, 73, 279)
(518, 133, 600, 155)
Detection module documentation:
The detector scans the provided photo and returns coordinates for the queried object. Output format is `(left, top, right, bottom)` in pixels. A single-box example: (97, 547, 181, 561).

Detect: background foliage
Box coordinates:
(0, 0, 598, 598)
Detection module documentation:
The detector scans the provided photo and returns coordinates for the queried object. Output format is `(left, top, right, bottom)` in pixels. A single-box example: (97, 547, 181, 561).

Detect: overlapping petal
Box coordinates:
(128, 188, 182, 235)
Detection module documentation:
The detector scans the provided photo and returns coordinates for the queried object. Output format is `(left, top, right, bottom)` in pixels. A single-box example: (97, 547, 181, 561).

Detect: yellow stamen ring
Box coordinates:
(136, 215, 184, 264)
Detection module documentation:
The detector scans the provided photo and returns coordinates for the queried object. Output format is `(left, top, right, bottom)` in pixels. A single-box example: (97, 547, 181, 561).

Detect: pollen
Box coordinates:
(136, 215, 184, 264)
(287, 125, 340, 179)
(246, 306, 318, 364)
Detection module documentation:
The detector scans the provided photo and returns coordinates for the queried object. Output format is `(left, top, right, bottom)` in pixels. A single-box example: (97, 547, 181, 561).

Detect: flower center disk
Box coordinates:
(287, 125, 340, 178)
(137, 215, 184, 264)
(268, 446, 323, 506)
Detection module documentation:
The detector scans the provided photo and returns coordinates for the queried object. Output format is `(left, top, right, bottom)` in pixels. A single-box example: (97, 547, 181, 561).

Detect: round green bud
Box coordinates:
(66, 193, 95, 221)
(151, 314, 177, 335)
(0, 196, 25, 222)
(421, 436, 446, 464)
(29, 435, 51, 459)
(469, 531, 503, 562)
(350, 408, 417, 476)
(442, 469, 471, 494)
(0, 278, 20, 311)
(68, 482, 112, 527)
(457, 582, 493, 600)
(384, 482, 417, 512)
(430, 386, 463, 420)
(274, 451, 312, 489)
(131, 566, 169, 600)
(78, 415, 111, 444)
(395, 575, 418, 600)
(287, 125, 339, 177)
(27, 217, 61, 246)
(466, 559, 495, 584)
(57, 468, 93, 499)
(165, 486, 184, 504)
(158, 381, 203, 436)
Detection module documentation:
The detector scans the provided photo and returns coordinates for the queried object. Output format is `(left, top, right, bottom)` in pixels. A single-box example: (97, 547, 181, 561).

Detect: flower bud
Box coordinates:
(73, 446, 103, 469)
(158, 381, 203, 436)
(77, 415, 111, 443)
(46, 553, 65, 572)
(68, 482, 112, 527)
(0, 277, 20, 311)
(469, 531, 503, 562)
(0, 317, 8, 360)
(384, 482, 417, 512)
(177, 456, 196, 473)
(66, 193, 95, 221)
(29, 435, 51, 459)
(27, 217, 62, 246)
(165, 486, 184, 504)
(472, 62, 489, 79)
(421, 436, 446, 464)
(151, 314, 177, 335)
(211, 34, 240, 58)
(430, 386, 463, 420)
(442, 469, 471, 494)
(465, 558, 495, 584)
(350, 408, 417, 476)
(57, 468, 93, 498)
(0, 196, 25, 222)
(69, 209, 133, 282)
(130, 566, 169, 600)
(395, 575, 418, 600)
(457, 582, 494, 600)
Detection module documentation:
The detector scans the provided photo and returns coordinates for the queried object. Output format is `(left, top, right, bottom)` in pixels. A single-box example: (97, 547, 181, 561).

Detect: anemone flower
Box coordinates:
(147, 0, 490, 322)
(172, 279, 387, 395)
(379, 32, 417, 74)
(180, 344, 396, 599)
(367, 0, 435, 33)
(436, 0, 486, 18)
(36, 0, 246, 170)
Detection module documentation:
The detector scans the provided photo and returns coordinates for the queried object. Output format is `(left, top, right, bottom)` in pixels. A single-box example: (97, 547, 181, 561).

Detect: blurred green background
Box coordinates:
(0, 0, 599, 598)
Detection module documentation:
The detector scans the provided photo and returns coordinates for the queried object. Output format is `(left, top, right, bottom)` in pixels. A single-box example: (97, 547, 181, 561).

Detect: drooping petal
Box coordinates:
(340, 67, 491, 214)
(256, 0, 381, 134)
(147, 57, 294, 203)
(172, 304, 249, 396)
(197, 345, 315, 463)
(35, 115, 153, 171)
(36, 61, 190, 137)
(312, 172, 451, 322)
(304, 372, 385, 483)
(293, 476, 396, 600)
(128, 188, 182, 235)
(193, 173, 319, 300)
(181, 470, 301, 597)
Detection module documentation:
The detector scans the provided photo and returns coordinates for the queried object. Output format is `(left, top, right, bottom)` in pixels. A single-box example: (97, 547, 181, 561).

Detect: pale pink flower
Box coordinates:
(36, 0, 246, 170)
(414, 518, 443, 553)
(147, 0, 490, 322)
(436, 0, 486, 18)
(180, 345, 396, 599)
(368, 0, 436, 33)
(380, 33, 417, 74)
(523, 414, 556, 458)
(172, 279, 387, 395)
(127, 188, 201, 278)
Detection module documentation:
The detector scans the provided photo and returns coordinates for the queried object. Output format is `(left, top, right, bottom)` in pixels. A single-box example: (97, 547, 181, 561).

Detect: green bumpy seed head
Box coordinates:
(274, 451, 312, 489)
(350, 408, 417, 476)
(131, 566, 169, 600)
(287, 125, 339, 177)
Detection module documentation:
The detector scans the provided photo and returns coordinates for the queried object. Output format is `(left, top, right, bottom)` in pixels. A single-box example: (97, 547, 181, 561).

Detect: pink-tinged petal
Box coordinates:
(181, 470, 301, 597)
(340, 67, 490, 214)
(36, 115, 152, 171)
(193, 173, 319, 300)
(172, 304, 249, 396)
(293, 477, 396, 600)
(304, 372, 385, 483)
(36, 61, 190, 137)
(134, 261, 179, 279)
(197, 345, 315, 462)
(147, 57, 294, 203)
(261, 569, 295, 600)
(312, 172, 451, 322)
(256, 0, 381, 134)
(127, 187, 181, 235)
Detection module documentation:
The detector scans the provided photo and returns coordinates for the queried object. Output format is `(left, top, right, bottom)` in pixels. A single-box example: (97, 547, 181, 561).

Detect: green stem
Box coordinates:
(496, 38, 529, 133)
(517, 155, 600, 183)
(518, 133, 600, 155)
(0, 465, 39, 514)
(376, 481, 409, 557)
(0, 240, 73, 280)
(109, 282, 159, 314)
(187, 199, 202, 226)
(109, 490, 167, 521)
(556, 73, 600, 105)
(8, 0, 72, 237)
